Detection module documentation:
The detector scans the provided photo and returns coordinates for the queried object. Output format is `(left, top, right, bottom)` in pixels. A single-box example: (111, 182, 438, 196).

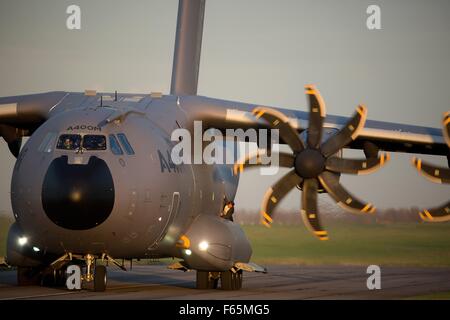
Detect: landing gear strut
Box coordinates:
(82, 254, 107, 292)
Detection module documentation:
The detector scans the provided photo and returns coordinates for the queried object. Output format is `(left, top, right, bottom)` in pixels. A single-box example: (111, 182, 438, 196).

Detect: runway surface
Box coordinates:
(0, 264, 449, 300)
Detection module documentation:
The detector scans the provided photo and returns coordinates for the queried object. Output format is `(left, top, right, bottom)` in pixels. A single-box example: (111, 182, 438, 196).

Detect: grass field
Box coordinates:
(242, 223, 450, 267)
(2, 216, 450, 267)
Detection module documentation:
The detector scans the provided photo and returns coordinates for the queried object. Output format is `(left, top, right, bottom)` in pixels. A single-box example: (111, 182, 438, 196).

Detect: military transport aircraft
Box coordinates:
(0, 0, 449, 291)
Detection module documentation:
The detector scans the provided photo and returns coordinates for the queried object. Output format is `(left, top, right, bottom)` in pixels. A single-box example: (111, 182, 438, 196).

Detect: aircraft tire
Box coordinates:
(196, 271, 218, 289)
(94, 265, 107, 292)
(221, 270, 242, 290)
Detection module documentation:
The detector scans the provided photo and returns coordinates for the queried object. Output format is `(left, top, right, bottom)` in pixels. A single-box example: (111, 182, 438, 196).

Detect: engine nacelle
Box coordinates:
(6, 222, 45, 267)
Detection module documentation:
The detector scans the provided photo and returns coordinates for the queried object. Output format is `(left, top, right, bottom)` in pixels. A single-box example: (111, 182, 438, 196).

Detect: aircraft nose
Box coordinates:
(42, 155, 115, 230)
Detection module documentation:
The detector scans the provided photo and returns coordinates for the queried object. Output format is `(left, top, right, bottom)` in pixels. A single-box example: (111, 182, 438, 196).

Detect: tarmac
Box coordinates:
(0, 264, 449, 300)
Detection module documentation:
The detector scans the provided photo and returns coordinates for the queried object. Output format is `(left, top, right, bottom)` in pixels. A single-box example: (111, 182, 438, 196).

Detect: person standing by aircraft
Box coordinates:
(221, 199, 235, 222)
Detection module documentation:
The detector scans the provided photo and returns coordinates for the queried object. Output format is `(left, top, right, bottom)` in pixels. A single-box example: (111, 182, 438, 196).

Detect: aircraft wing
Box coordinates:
(0, 92, 70, 157)
(0, 91, 447, 158)
(180, 94, 448, 157)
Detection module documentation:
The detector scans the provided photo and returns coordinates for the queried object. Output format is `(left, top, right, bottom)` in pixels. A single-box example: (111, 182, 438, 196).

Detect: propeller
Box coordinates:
(412, 112, 450, 222)
(234, 85, 390, 240)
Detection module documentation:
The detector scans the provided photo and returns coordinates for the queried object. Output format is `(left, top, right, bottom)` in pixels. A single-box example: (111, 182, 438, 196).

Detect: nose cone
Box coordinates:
(42, 156, 115, 230)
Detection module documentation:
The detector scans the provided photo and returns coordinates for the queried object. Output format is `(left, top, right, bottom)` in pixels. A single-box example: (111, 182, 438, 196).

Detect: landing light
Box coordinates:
(185, 249, 192, 256)
(198, 241, 209, 251)
(32, 246, 40, 252)
(18, 236, 28, 246)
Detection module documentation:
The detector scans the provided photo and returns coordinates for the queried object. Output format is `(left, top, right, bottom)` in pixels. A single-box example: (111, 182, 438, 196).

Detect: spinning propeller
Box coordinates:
(412, 112, 450, 222)
(234, 85, 390, 240)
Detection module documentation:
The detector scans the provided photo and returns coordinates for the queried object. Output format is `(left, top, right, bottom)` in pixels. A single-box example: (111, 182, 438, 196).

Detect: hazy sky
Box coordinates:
(0, 0, 449, 214)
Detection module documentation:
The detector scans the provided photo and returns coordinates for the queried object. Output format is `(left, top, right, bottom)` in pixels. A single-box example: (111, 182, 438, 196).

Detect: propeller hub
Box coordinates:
(294, 149, 325, 178)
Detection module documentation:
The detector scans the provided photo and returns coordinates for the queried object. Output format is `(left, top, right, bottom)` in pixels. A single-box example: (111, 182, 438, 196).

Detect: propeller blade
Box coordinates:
(412, 157, 450, 184)
(320, 105, 367, 157)
(260, 169, 302, 227)
(419, 201, 450, 222)
(443, 112, 450, 147)
(305, 85, 326, 149)
(325, 152, 390, 175)
(301, 178, 328, 240)
(252, 107, 304, 153)
(318, 171, 376, 214)
(233, 152, 295, 175)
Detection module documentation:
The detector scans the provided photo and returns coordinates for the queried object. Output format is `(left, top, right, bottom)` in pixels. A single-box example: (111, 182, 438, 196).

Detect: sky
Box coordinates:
(0, 0, 449, 215)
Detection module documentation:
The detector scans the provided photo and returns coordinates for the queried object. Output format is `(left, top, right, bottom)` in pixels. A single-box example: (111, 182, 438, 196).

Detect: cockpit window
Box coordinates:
(117, 133, 135, 155)
(56, 134, 82, 150)
(109, 134, 124, 155)
(83, 135, 107, 150)
(56, 134, 106, 151)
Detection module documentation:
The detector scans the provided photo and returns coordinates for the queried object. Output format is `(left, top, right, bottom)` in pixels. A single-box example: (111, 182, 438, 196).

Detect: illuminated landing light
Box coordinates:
(18, 237, 28, 246)
(198, 241, 209, 251)
(32, 246, 40, 252)
(158, 217, 162, 222)
(185, 249, 192, 256)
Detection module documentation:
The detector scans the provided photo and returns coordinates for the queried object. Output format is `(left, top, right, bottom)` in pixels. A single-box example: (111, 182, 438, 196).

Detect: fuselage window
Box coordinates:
(109, 134, 124, 155)
(83, 135, 107, 150)
(56, 134, 82, 150)
(117, 133, 135, 155)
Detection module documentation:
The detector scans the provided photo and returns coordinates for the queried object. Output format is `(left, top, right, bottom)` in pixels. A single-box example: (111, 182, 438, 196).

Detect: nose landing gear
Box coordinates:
(47, 252, 125, 292)
(82, 254, 107, 292)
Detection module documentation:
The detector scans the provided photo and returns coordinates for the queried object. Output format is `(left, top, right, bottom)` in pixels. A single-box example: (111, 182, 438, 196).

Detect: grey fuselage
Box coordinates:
(8, 92, 251, 272)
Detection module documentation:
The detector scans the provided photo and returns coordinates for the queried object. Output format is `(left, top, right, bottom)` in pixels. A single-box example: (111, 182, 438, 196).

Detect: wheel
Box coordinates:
(234, 270, 243, 290)
(94, 265, 107, 292)
(221, 270, 243, 290)
(41, 267, 67, 287)
(17, 267, 42, 286)
(196, 271, 219, 289)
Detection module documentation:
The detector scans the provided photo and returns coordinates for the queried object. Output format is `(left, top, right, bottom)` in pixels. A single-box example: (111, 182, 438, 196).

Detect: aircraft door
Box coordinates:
(153, 192, 180, 246)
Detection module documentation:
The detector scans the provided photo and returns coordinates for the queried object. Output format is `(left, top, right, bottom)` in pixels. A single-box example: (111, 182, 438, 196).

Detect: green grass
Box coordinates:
(243, 223, 450, 267)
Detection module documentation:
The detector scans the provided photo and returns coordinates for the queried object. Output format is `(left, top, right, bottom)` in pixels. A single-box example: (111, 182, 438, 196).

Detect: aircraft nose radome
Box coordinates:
(42, 155, 115, 230)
